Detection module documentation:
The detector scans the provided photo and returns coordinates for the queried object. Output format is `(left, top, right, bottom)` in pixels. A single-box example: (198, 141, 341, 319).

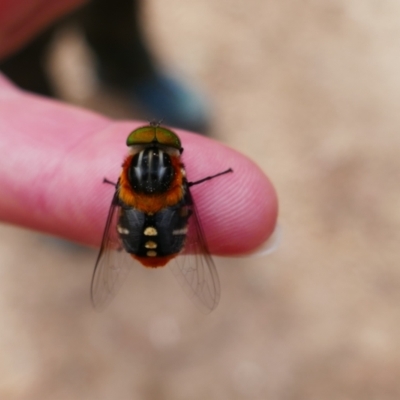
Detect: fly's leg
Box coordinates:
(188, 168, 233, 187)
(103, 178, 118, 187)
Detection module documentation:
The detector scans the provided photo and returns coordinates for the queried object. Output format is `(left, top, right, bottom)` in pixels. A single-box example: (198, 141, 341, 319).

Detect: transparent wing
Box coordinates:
(169, 191, 221, 313)
(91, 192, 131, 310)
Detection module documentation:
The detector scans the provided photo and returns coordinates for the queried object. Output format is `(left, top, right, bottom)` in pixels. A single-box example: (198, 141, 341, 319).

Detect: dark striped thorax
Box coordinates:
(129, 145, 176, 194)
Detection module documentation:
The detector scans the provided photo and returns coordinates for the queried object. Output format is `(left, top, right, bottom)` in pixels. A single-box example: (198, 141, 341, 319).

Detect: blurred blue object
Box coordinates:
(129, 71, 211, 134)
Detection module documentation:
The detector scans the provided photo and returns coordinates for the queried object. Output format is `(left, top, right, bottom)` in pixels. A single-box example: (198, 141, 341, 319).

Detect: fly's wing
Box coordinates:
(169, 191, 221, 313)
(91, 191, 131, 310)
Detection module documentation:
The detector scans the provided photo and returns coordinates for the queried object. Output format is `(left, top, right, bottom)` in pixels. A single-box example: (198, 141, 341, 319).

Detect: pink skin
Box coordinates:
(0, 1, 278, 255)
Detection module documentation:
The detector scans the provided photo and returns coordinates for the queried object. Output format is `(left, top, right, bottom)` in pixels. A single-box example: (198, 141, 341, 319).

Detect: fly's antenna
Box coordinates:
(150, 118, 164, 127)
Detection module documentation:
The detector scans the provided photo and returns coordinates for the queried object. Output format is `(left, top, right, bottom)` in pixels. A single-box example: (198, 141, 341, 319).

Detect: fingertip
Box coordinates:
(175, 131, 278, 256)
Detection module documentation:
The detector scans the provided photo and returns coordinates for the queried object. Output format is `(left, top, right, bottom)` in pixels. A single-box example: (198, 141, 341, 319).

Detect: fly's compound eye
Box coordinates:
(126, 126, 182, 150)
(129, 148, 175, 194)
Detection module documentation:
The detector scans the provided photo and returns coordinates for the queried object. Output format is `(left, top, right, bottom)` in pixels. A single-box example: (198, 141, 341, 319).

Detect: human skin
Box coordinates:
(0, 1, 278, 255)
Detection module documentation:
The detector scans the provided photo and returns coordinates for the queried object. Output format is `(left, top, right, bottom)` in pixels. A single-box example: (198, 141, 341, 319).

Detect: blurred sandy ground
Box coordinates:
(2, 0, 400, 399)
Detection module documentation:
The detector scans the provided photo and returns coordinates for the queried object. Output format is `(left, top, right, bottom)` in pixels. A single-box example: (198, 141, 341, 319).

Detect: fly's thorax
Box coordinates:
(119, 146, 186, 213)
(127, 145, 180, 194)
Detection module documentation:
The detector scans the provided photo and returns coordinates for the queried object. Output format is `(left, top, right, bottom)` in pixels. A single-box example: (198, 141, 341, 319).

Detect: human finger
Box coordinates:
(0, 77, 277, 255)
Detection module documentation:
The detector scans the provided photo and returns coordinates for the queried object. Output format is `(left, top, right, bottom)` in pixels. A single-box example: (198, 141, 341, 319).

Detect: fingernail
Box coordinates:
(239, 223, 281, 258)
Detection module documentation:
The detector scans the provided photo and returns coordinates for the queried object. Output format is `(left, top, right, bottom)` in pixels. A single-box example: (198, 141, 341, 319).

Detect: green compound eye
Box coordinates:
(126, 126, 182, 149)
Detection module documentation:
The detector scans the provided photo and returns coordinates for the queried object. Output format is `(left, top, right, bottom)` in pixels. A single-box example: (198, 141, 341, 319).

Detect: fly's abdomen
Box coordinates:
(117, 206, 145, 254)
(118, 200, 190, 267)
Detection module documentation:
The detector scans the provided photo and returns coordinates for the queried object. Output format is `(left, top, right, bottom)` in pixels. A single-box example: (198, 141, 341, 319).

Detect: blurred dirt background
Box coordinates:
(2, 0, 400, 399)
